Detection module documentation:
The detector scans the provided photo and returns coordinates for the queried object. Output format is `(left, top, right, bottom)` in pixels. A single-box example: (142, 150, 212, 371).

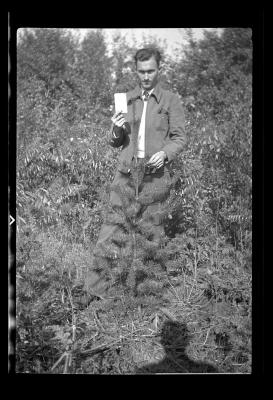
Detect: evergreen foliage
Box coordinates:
(92, 157, 175, 298)
(14, 28, 252, 374)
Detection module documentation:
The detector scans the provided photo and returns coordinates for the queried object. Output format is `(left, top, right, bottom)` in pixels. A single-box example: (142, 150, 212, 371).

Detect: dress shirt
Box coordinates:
(137, 89, 154, 158)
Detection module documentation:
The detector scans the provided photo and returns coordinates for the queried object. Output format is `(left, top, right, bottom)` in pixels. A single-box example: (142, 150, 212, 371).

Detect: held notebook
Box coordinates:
(114, 93, 127, 114)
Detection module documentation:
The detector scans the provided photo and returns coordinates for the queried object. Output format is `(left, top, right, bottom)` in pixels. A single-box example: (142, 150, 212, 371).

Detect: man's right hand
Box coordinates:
(111, 111, 126, 129)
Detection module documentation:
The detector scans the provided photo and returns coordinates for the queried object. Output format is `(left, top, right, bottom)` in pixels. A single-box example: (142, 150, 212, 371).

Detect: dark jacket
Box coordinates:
(109, 83, 186, 174)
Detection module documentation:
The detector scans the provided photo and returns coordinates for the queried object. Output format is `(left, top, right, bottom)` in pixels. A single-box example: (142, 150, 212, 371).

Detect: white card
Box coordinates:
(114, 93, 127, 113)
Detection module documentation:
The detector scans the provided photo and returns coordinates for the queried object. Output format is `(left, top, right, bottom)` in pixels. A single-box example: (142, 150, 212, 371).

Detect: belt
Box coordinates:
(144, 164, 164, 175)
(137, 157, 166, 175)
(127, 164, 165, 175)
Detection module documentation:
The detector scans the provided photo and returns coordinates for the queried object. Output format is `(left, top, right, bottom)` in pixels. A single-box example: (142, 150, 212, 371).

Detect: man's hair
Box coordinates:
(134, 48, 161, 67)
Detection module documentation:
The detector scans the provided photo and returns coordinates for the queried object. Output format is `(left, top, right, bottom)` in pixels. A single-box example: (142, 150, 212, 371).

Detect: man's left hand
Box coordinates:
(147, 151, 167, 169)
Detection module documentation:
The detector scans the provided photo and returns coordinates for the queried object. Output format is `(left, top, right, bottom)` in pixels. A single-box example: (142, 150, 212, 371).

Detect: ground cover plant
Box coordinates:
(15, 27, 252, 374)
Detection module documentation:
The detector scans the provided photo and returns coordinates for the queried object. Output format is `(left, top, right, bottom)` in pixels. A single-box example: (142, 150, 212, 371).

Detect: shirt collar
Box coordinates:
(129, 83, 163, 103)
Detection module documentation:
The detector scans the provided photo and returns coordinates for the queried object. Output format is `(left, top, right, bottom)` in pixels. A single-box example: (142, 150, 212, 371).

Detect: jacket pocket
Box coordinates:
(156, 108, 169, 131)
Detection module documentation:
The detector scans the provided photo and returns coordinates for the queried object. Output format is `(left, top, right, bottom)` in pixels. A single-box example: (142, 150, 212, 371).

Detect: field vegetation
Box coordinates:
(15, 28, 252, 374)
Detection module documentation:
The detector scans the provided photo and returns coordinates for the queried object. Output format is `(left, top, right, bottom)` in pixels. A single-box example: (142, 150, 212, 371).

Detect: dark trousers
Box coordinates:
(85, 167, 171, 296)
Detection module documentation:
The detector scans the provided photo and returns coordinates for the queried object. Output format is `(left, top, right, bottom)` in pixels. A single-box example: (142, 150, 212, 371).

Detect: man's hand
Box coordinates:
(147, 151, 167, 169)
(111, 111, 126, 129)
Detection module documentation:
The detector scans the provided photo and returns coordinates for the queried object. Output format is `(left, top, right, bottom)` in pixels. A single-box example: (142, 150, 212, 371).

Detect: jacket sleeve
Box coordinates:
(162, 94, 186, 162)
(108, 123, 125, 148)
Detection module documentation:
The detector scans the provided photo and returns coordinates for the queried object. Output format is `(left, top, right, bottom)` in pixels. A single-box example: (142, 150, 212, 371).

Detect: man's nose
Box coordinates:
(144, 73, 149, 80)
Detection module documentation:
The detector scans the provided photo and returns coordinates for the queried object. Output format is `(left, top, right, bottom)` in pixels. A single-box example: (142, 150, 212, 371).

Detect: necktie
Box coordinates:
(143, 90, 150, 101)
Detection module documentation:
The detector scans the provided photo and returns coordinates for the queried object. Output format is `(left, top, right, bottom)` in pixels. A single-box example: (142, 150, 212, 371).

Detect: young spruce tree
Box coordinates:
(92, 156, 179, 301)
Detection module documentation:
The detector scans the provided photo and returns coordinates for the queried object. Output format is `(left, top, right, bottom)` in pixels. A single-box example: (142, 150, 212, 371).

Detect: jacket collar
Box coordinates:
(128, 83, 163, 104)
(151, 83, 163, 103)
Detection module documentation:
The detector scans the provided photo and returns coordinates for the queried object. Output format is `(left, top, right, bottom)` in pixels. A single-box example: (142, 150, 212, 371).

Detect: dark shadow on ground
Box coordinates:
(135, 320, 218, 374)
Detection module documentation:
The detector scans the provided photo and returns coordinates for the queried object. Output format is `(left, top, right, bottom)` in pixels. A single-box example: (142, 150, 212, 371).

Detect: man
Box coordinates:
(84, 47, 186, 299)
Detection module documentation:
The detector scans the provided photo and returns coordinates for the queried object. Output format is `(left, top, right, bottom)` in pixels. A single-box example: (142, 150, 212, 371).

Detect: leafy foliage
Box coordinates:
(15, 28, 252, 374)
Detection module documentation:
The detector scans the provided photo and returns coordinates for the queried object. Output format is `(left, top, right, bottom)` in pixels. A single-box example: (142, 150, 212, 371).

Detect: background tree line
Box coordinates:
(15, 28, 252, 374)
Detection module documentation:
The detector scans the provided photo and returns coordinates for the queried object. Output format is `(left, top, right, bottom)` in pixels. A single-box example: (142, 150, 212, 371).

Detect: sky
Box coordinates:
(73, 28, 223, 59)
(17, 27, 223, 60)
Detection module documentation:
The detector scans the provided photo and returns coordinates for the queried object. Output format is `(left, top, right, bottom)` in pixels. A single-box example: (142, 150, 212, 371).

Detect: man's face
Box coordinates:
(136, 56, 160, 91)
